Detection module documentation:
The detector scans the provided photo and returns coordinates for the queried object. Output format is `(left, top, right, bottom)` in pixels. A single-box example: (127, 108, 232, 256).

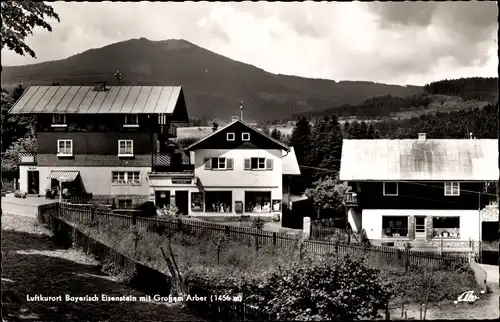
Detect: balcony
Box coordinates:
(344, 191, 359, 207)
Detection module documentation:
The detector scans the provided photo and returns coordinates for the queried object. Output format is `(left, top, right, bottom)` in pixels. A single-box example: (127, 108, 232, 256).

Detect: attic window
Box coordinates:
(383, 182, 398, 196)
(227, 133, 235, 141)
(242, 132, 250, 141)
(124, 114, 139, 127)
(51, 114, 67, 127)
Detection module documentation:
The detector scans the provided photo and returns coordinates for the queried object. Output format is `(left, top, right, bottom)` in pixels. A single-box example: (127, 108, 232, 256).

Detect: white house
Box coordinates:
(147, 119, 301, 217)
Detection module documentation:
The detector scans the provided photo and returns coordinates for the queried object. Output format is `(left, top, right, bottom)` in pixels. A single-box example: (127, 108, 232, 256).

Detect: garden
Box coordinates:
(60, 213, 483, 320)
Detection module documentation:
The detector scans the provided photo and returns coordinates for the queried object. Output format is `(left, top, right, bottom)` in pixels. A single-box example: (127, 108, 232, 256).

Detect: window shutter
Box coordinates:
(244, 159, 251, 170)
(226, 158, 234, 170)
(266, 159, 273, 170)
(204, 158, 212, 170)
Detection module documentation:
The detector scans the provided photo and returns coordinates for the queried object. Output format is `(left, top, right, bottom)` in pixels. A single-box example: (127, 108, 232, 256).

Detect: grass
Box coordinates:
(67, 217, 482, 308)
(1, 213, 205, 321)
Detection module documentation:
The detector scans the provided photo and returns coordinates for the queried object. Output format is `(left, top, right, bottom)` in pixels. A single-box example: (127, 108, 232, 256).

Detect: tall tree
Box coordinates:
(289, 117, 312, 166)
(270, 128, 282, 141)
(1, 1, 60, 58)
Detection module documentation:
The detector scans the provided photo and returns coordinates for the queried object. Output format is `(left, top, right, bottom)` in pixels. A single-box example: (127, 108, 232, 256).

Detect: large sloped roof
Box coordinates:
(8, 85, 187, 117)
(339, 139, 499, 181)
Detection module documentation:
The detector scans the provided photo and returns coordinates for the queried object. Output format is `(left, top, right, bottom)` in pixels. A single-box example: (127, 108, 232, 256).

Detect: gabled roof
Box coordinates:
(283, 147, 301, 175)
(339, 139, 499, 181)
(184, 119, 290, 152)
(8, 86, 188, 121)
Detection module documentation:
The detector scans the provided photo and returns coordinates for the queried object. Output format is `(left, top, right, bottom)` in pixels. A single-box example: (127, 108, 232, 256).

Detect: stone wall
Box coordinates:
(480, 204, 499, 222)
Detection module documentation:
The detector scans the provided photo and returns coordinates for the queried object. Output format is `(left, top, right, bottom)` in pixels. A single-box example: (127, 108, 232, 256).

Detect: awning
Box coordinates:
(47, 171, 79, 182)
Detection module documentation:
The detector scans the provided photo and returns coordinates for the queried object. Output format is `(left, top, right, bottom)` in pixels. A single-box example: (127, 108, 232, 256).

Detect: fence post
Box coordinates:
(177, 218, 182, 232)
(91, 205, 95, 221)
(254, 234, 259, 252)
(131, 212, 137, 226)
(225, 225, 230, 236)
(272, 232, 277, 245)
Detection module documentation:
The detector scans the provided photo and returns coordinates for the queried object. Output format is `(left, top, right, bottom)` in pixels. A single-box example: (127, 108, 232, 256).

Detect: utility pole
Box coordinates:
(240, 100, 244, 121)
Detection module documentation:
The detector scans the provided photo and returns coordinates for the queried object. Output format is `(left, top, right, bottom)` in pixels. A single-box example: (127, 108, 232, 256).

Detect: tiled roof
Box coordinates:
(9, 85, 185, 115)
(339, 139, 499, 181)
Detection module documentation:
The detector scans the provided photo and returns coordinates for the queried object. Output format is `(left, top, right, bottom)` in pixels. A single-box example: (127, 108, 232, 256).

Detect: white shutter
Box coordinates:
(204, 158, 212, 170)
(244, 159, 251, 170)
(227, 158, 234, 170)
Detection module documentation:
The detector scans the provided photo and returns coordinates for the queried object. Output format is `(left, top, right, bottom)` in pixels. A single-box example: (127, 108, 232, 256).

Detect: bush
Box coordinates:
(251, 217, 266, 230)
(14, 190, 26, 198)
(240, 255, 392, 320)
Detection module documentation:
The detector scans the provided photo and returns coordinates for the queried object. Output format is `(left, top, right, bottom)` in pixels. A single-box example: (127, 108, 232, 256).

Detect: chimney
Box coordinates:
(418, 133, 426, 142)
(240, 100, 244, 121)
(92, 81, 107, 91)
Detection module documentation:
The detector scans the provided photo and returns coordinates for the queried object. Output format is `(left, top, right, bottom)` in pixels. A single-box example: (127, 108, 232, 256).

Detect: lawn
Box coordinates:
(1, 213, 205, 321)
(64, 216, 487, 317)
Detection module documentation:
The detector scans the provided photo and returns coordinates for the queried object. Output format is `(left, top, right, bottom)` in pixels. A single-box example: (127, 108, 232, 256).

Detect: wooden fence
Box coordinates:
(43, 212, 276, 321)
(50, 202, 468, 269)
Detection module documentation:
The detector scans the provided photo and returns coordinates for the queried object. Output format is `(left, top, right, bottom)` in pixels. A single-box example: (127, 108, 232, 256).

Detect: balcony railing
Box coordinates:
(154, 152, 172, 166)
(344, 191, 359, 206)
(150, 164, 195, 176)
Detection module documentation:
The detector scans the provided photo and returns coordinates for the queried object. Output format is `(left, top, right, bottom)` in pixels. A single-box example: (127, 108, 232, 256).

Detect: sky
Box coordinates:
(2, 1, 498, 86)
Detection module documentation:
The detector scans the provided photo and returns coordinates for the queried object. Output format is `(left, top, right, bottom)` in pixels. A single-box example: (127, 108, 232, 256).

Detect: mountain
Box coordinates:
(2, 38, 423, 122)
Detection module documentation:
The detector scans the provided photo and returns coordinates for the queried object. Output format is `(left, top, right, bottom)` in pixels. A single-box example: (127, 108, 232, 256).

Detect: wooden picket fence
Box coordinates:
(44, 202, 469, 270)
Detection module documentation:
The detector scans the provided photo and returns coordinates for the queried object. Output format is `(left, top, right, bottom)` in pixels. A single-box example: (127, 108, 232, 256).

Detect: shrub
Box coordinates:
(251, 217, 266, 230)
(236, 255, 392, 321)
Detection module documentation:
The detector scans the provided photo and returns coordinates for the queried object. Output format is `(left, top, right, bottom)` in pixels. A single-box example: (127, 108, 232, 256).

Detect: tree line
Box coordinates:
(423, 77, 497, 101)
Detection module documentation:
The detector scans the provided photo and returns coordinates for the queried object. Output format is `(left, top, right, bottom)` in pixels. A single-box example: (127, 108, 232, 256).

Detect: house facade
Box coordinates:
(147, 119, 301, 217)
(339, 133, 499, 252)
(11, 83, 189, 207)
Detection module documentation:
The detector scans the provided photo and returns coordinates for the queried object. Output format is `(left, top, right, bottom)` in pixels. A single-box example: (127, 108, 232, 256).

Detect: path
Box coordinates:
(1, 195, 55, 218)
(1, 212, 206, 321)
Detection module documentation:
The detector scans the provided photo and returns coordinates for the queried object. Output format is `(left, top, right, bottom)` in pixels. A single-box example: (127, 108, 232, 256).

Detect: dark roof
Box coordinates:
(339, 139, 499, 181)
(8, 86, 188, 119)
(184, 119, 290, 152)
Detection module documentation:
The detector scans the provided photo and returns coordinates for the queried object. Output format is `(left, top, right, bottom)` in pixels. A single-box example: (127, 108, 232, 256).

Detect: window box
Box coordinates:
(118, 140, 134, 157)
(57, 139, 73, 157)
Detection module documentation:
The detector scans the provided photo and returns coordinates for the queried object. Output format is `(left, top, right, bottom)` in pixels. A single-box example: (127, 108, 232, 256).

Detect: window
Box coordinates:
(205, 191, 232, 213)
(432, 217, 460, 238)
(245, 158, 273, 170)
(226, 133, 235, 141)
(204, 157, 233, 170)
(118, 140, 134, 156)
(191, 192, 204, 212)
(245, 191, 272, 213)
(242, 132, 250, 141)
(57, 140, 73, 156)
(444, 182, 460, 196)
(52, 114, 67, 127)
(382, 216, 408, 238)
(124, 114, 139, 127)
(383, 182, 398, 196)
(118, 199, 133, 209)
(112, 171, 140, 184)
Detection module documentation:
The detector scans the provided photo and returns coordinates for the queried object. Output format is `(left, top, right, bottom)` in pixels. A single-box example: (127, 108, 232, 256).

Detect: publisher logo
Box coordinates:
(453, 291, 480, 305)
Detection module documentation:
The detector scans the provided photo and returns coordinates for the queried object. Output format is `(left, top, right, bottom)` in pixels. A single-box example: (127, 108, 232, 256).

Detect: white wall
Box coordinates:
(19, 165, 150, 196)
(362, 209, 481, 241)
(193, 149, 283, 191)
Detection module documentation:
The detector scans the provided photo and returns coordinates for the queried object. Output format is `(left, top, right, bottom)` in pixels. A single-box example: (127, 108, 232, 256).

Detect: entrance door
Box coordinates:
(414, 216, 426, 238)
(155, 191, 170, 209)
(175, 191, 189, 215)
(27, 171, 39, 194)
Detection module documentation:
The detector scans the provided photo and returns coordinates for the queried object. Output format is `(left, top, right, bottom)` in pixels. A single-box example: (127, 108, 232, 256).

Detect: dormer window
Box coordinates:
(124, 114, 139, 127)
(52, 114, 67, 127)
(242, 132, 250, 141)
(226, 133, 235, 141)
